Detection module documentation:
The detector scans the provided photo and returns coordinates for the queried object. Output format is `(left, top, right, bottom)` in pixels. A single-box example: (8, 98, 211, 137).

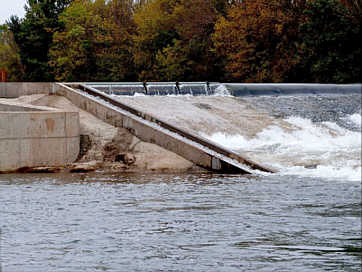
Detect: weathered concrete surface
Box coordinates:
(0, 100, 58, 112)
(114, 95, 293, 139)
(29, 94, 196, 172)
(0, 100, 79, 172)
(0, 83, 52, 98)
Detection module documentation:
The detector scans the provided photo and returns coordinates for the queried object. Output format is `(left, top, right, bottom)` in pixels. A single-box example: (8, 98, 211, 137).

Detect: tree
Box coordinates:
(154, 0, 221, 81)
(296, 0, 361, 83)
(132, 0, 179, 80)
(96, 0, 136, 81)
(7, 0, 72, 81)
(213, 0, 307, 82)
(49, 0, 136, 81)
(0, 24, 24, 81)
(133, 0, 227, 81)
(339, 0, 361, 14)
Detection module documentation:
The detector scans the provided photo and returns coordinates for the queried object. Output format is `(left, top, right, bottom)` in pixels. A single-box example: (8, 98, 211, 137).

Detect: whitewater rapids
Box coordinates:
(115, 93, 361, 181)
(202, 114, 361, 181)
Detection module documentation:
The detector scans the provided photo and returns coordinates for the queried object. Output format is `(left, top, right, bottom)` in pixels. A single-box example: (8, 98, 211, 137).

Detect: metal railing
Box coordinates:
(84, 81, 221, 96)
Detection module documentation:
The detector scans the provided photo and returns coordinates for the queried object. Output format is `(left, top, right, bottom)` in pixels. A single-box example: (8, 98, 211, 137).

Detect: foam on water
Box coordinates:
(346, 113, 361, 128)
(133, 92, 146, 97)
(202, 114, 361, 181)
(213, 84, 231, 96)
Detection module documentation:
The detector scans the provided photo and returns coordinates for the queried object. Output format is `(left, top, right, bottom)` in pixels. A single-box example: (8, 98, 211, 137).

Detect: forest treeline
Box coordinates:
(0, 0, 360, 83)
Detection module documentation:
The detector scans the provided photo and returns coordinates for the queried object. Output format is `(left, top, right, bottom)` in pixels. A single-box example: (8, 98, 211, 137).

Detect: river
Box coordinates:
(0, 172, 361, 271)
(1, 92, 361, 271)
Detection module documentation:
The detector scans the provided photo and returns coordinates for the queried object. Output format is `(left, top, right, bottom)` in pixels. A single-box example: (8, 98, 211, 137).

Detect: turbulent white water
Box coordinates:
(203, 114, 361, 181)
(345, 113, 361, 128)
(213, 84, 231, 96)
(132, 92, 146, 97)
(115, 90, 361, 180)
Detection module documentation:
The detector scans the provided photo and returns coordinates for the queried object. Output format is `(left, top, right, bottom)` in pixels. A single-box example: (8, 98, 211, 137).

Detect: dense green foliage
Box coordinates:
(295, 0, 361, 83)
(0, 25, 24, 81)
(49, 0, 135, 81)
(0, 0, 360, 83)
(7, 0, 72, 81)
(133, 0, 227, 81)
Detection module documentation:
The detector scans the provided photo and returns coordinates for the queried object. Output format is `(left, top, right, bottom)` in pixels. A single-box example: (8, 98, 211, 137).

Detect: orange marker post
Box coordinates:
(0, 69, 7, 82)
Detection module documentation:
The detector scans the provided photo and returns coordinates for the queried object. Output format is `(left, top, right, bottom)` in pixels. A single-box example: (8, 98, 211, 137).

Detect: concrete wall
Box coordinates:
(0, 83, 52, 98)
(0, 102, 79, 172)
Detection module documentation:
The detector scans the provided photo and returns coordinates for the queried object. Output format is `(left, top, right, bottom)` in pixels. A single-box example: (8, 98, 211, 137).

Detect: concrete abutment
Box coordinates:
(0, 100, 79, 172)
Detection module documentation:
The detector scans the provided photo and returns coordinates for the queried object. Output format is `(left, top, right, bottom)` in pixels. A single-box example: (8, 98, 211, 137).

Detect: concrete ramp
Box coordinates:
(55, 83, 274, 174)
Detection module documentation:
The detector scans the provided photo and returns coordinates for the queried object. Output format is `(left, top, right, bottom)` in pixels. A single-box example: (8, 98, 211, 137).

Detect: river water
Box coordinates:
(1, 93, 361, 271)
(1, 172, 361, 272)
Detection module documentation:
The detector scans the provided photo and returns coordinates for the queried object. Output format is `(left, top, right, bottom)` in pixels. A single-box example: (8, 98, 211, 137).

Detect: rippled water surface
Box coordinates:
(1, 173, 361, 272)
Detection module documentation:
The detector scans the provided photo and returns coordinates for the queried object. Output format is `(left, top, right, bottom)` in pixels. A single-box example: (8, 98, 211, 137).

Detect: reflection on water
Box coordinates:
(0, 173, 361, 272)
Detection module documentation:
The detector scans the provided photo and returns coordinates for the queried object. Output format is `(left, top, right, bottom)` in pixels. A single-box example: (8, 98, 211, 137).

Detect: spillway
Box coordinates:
(55, 83, 274, 174)
(56, 82, 361, 180)
(90, 83, 360, 181)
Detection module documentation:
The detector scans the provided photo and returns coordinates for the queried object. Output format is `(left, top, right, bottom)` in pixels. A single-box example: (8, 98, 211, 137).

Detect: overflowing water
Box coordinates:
(202, 114, 361, 181)
(213, 84, 231, 96)
(113, 92, 361, 182)
(88, 82, 221, 96)
(347, 113, 362, 128)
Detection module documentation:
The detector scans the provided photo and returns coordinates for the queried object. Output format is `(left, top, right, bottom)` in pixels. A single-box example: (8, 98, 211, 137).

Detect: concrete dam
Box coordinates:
(0, 82, 360, 180)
